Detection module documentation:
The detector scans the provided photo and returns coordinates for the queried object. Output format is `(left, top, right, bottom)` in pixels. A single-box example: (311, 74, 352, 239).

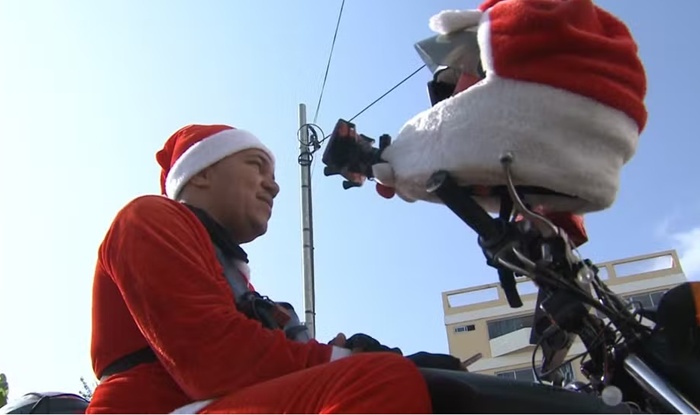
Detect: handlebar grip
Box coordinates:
(499, 269, 524, 308)
(426, 171, 502, 242)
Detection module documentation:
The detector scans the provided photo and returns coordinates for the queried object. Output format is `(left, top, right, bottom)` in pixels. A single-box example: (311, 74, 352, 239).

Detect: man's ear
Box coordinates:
(188, 167, 213, 188)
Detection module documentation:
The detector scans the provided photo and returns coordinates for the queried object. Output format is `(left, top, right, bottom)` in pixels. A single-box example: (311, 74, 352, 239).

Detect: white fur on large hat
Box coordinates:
(373, 0, 647, 213)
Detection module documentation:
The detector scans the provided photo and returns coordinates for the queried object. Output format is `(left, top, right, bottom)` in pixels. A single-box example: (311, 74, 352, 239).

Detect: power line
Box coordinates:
(347, 64, 426, 123)
(313, 0, 346, 124)
(309, 63, 427, 178)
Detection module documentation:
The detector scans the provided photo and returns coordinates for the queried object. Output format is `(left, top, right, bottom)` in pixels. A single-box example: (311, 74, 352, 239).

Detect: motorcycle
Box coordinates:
(318, 117, 700, 414)
(4, 7, 698, 413)
(6, 120, 697, 414)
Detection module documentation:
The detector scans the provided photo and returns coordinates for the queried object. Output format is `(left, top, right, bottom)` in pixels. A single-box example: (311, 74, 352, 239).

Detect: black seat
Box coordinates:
(420, 368, 635, 414)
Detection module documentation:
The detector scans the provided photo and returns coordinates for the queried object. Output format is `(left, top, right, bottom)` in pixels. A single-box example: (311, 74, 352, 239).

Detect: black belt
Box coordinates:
(99, 347, 158, 381)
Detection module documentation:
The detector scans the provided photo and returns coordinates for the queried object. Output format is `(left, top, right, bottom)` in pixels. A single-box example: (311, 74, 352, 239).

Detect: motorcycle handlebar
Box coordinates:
(426, 170, 504, 243)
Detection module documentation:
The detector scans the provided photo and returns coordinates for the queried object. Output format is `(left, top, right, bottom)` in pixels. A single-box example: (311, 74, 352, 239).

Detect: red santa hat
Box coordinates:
(156, 124, 275, 200)
(374, 0, 647, 213)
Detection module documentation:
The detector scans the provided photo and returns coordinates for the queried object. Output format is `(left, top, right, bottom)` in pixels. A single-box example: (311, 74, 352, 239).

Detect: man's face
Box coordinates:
(206, 148, 279, 244)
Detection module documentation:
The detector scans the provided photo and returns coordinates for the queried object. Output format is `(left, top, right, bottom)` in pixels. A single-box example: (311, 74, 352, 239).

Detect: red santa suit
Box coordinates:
(87, 124, 432, 414)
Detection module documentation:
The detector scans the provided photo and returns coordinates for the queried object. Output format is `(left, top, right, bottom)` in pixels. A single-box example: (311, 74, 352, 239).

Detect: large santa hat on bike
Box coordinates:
(373, 0, 647, 214)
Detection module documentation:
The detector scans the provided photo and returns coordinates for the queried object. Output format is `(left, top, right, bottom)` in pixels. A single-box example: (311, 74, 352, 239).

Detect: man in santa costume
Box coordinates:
(87, 122, 434, 414)
(88, 0, 646, 413)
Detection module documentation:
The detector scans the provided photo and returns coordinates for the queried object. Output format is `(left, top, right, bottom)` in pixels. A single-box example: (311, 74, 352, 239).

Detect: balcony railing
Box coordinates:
(489, 327, 533, 357)
(442, 250, 684, 316)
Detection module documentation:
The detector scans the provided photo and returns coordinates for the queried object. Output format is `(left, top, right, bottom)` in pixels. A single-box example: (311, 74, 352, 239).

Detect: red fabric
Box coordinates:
(479, 0, 647, 131)
(544, 212, 588, 248)
(88, 196, 335, 413)
(155, 124, 235, 195)
(199, 353, 433, 414)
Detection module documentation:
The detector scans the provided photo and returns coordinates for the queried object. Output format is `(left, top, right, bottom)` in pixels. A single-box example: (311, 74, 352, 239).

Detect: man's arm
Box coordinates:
(100, 196, 348, 400)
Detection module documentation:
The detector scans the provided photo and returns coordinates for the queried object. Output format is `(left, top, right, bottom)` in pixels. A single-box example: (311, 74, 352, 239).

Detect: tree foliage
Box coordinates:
(78, 376, 96, 401)
(0, 373, 9, 407)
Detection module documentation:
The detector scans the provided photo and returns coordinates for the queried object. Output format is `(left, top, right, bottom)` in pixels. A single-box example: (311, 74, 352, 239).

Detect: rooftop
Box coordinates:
(442, 250, 686, 325)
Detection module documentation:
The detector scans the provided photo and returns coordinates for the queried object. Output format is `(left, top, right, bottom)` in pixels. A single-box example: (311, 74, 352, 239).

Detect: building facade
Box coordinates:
(441, 250, 687, 383)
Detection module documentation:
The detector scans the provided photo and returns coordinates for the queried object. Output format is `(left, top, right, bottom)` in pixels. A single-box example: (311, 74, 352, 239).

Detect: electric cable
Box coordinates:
(312, 0, 346, 125)
(304, 63, 427, 176)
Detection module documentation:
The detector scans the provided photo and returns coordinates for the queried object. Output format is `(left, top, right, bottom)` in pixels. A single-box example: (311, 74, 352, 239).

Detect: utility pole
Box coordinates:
(298, 103, 316, 339)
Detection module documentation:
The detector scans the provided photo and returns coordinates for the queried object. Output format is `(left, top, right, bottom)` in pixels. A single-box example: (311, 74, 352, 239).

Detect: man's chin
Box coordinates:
(246, 221, 269, 243)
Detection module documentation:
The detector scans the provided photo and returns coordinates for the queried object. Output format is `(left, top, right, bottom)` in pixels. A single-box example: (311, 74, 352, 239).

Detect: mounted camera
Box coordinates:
(321, 119, 392, 190)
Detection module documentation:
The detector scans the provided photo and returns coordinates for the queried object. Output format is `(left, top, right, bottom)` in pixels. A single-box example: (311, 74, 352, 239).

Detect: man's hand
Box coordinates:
(406, 352, 465, 371)
(344, 333, 403, 355)
(327, 333, 374, 354)
(329, 332, 402, 354)
(328, 333, 347, 348)
(330, 332, 465, 370)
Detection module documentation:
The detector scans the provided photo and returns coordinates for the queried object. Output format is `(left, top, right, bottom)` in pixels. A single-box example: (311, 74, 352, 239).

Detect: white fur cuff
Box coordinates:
(330, 346, 352, 361)
(375, 74, 639, 213)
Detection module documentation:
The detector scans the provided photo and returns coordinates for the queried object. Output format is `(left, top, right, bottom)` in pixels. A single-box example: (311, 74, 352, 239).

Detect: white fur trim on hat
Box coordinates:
(165, 128, 275, 199)
(373, 73, 639, 214)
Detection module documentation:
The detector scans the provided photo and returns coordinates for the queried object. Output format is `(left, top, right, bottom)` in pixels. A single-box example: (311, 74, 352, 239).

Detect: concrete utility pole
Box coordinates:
(298, 103, 316, 339)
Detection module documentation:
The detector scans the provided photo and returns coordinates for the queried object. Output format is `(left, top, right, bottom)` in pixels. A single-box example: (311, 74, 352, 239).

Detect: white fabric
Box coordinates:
(330, 346, 352, 361)
(170, 399, 214, 414)
(428, 9, 482, 34)
(165, 128, 275, 199)
(372, 74, 639, 214)
(233, 259, 252, 286)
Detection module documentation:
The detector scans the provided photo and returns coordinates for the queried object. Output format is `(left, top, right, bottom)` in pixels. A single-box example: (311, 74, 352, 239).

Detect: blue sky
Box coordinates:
(0, 0, 697, 400)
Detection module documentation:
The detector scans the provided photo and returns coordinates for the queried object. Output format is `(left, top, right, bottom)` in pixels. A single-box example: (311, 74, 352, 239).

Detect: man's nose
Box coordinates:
(264, 178, 280, 198)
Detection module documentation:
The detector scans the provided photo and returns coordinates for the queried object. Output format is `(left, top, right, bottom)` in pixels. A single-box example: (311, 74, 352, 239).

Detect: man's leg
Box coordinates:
(198, 352, 432, 414)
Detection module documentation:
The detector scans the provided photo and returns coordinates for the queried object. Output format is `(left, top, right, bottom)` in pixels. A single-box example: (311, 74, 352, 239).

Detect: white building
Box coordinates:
(441, 250, 687, 382)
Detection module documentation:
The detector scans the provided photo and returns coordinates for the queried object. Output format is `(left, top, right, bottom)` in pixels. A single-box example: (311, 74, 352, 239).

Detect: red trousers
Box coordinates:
(198, 353, 433, 414)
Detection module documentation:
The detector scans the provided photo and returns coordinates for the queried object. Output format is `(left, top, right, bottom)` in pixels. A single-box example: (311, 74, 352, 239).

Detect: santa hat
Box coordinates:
(373, 0, 647, 213)
(156, 124, 275, 200)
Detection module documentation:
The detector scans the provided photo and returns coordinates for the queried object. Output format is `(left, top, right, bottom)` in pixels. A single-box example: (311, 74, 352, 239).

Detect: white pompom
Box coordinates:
(372, 162, 396, 187)
(429, 9, 483, 35)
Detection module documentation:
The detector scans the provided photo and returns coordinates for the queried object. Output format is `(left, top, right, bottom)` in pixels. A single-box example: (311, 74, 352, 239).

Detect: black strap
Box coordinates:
(184, 204, 249, 262)
(99, 347, 157, 380)
(98, 205, 307, 381)
(98, 205, 245, 382)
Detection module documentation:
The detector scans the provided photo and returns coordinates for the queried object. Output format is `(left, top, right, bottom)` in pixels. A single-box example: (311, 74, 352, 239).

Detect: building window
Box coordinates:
(496, 362, 574, 384)
(496, 367, 535, 382)
(596, 289, 668, 319)
(454, 324, 476, 334)
(627, 289, 666, 309)
(487, 314, 533, 339)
